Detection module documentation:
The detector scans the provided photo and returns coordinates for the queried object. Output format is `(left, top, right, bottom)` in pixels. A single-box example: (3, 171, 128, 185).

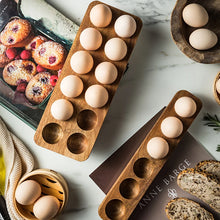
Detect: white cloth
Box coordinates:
(0, 117, 34, 220)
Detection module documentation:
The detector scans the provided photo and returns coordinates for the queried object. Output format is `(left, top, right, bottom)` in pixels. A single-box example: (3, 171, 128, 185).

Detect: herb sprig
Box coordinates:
(203, 113, 220, 151)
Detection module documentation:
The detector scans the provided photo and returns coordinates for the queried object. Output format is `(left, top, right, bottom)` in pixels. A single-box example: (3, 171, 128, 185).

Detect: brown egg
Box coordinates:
(90, 4, 112, 27)
(33, 195, 60, 220)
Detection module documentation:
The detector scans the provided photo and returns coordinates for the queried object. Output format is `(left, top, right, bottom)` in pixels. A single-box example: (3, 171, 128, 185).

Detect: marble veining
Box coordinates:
(0, 0, 220, 220)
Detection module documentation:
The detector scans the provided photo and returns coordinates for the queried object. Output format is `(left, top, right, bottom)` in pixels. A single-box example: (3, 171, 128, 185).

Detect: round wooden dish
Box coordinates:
(213, 72, 220, 105)
(14, 169, 69, 220)
(171, 0, 220, 63)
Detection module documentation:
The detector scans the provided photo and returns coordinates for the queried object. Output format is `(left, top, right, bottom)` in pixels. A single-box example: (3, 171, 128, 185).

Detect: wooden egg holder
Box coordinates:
(34, 1, 143, 161)
(14, 169, 68, 220)
(171, 0, 220, 63)
(98, 90, 202, 220)
(213, 72, 220, 104)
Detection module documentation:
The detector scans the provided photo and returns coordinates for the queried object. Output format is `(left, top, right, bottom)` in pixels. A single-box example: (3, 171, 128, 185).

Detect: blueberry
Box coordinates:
(49, 56, 56, 64)
(39, 77, 49, 84)
(32, 86, 42, 95)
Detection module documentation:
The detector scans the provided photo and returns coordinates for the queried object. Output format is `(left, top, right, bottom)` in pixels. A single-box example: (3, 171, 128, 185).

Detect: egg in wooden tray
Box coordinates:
(34, 1, 143, 161)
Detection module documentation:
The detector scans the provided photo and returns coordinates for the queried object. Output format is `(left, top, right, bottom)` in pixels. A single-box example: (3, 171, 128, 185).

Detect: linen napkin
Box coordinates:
(0, 117, 34, 220)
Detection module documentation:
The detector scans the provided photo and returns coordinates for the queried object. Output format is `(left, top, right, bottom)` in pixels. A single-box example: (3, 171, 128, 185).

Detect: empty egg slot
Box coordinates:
(77, 109, 97, 130)
(67, 133, 88, 154)
(133, 158, 150, 178)
(42, 123, 63, 144)
(119, 178, 139, 199)
(105, 199, 126, 220)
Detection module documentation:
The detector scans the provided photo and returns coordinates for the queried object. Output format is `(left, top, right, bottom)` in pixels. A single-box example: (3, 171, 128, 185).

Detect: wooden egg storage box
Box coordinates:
(14, 169, 68, 220)
(171, 0, 220, 63)
(98, 90, 202, 220)
(213, 72, 220, 104)
(34, 1, 142, 161)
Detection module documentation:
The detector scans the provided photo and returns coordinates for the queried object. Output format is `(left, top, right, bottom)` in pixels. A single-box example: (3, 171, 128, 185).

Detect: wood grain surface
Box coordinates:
(213, 72, 220, 105)
(98, 90, 202, 220)
(34, 1, 142, 161)
(171, 0, 220, 63)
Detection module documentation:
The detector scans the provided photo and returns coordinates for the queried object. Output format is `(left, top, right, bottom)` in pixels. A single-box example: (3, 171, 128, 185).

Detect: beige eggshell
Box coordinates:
(85, 85, 108, 108)
(95, 62, 118, 84)
(147, 137, 169, 159)
(33, 195, 60, 220)
(104, 38, 127, 61)
(189, 29, 218, 50)
(70, 51, 94, 74)
(114, 15, 137, 38)
(80, 28, 102, 50)
(182, 3, 209, 28)
(90, 4, 112, 27)
(51, 99, 74, 121)
(15, 180, 41, 205)
(174, 96, 197, 118)
(161, 116, 183, 138)
(216, 79, 220, 94)
(60, 75, 83, 98)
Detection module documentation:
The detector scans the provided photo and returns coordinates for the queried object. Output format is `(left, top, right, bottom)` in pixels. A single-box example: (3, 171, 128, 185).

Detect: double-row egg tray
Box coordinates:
(98, 90, 202, 220)
(34, 1, 142, 161)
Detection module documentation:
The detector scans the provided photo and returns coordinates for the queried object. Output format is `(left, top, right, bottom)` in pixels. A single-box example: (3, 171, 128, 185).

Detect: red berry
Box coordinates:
(6, 48, 17, 60)
(58, 69, 62, 77)
(37, 64, 46, 72)
(50, 75, 58, 86)
(20, 50, 32, 60)
(16, 82, 27, 93)
(14, 54, 20, 60)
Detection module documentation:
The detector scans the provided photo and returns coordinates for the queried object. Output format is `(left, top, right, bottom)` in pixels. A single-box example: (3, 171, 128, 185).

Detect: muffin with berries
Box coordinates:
(25, 72, 54, 104)
(0, 18, 33, 48)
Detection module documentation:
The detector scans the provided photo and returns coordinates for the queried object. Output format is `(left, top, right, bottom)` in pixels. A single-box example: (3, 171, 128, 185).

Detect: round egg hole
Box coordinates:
(42, 123, 63, 144)
(77, 110, 97, 130)
(119, 178, 140, 199)
(133, 158, 149, 178)
(67, 133, 88, 154)
(105, 199, 125, 220)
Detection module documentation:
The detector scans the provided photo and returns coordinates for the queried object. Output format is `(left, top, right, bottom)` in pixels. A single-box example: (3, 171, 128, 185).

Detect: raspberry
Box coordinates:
(49, 56, 56, 64)
(16, 82, 27, 93)
(50, 75, 58, 86)
(20, 50, 32, 60)
(6, 48, 17, 59)
(37, 64, 46, 72)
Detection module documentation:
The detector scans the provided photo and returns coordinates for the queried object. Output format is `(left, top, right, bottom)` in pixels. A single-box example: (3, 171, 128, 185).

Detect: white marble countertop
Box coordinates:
(1, 0, 220, 219)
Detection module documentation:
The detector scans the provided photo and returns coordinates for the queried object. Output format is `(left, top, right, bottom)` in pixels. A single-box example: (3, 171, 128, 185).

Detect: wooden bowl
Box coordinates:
(213, 72, 220, 105)
(14, 169, 68, 220)
(171, 0, 220, 63)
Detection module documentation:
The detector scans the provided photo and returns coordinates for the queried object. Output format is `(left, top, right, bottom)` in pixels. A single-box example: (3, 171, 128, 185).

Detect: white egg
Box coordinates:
(80, 28, 102, 50)
(95, 62, 118, 84)
(15, 180, 41, 205)
(85, 85, 108, 108)
(189, 29, 218, 50)
(51, 99, 74, 121)
(147, 137, 169, 159)
(90, 4, 112, 27)
(114, 15, 137, 38)
(33, 195, 60, 220)
(104, 38, 127, 61)
(70, 51, 94, 74)
(182, 3, 209, 28)
(161, 117, 183, 138)
(216, 79, 220, 94)
(60, 75, 83, 98)
(174, 97, 197, 118)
